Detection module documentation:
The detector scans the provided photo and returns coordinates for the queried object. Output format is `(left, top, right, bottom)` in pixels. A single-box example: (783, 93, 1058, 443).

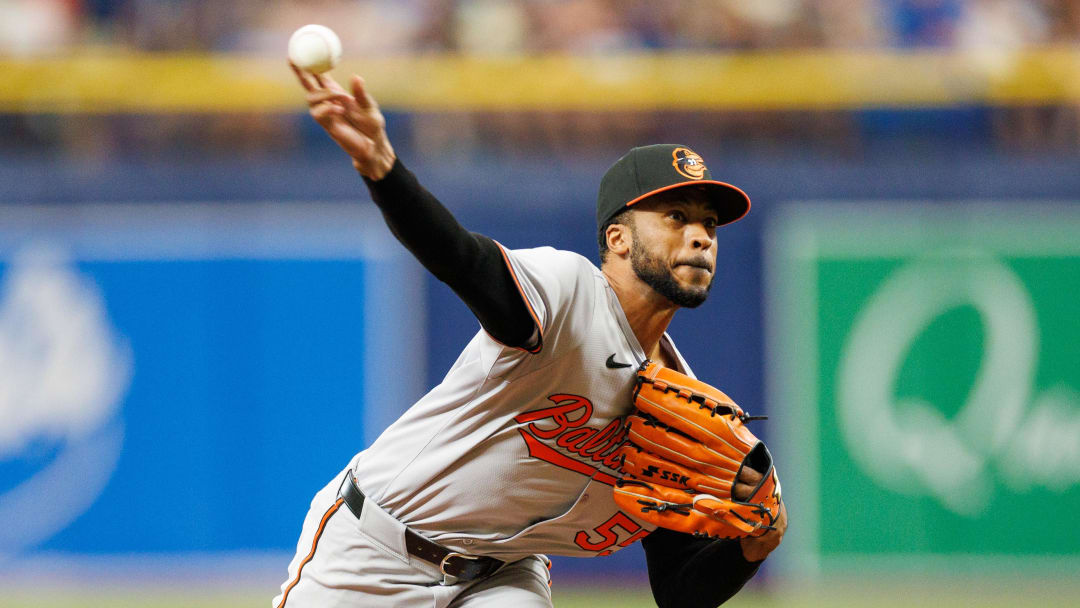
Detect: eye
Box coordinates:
(703, 217, 718, 229)
(668, 210, 687, 222)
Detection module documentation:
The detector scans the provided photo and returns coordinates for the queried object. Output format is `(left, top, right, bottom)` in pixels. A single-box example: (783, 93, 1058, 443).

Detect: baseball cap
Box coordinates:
(596, 144, 751, 228)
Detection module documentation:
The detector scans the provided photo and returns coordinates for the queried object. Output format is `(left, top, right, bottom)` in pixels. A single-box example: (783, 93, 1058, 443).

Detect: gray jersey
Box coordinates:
(353, 245, 694, 562)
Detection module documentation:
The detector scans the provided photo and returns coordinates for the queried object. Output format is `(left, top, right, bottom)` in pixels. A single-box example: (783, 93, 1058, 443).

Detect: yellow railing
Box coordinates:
(2, 47, 1079, 113)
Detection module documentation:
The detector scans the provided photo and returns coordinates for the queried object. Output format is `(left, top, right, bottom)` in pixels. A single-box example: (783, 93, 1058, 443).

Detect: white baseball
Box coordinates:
(288, 24, 342, 74)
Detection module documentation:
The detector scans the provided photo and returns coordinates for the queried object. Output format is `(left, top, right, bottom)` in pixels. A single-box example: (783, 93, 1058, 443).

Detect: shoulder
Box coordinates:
(502, 245, 594, 269)
(496, 246, 601, 334)
(499, 245, 598, 286)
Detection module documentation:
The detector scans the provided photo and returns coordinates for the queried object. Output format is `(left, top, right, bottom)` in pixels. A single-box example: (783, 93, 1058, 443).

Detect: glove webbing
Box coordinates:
(616, 478, 779, 537)
(638, 375, 768, 424)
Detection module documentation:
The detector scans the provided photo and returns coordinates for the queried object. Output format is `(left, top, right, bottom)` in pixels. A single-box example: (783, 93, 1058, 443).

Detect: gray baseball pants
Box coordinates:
(273, 464, 553, 607)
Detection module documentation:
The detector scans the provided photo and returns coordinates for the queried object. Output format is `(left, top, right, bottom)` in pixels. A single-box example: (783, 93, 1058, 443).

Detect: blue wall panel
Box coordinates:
(91, 260, 364, 551)
(1, 259, 368, 553)
(0, 203, 425, 562)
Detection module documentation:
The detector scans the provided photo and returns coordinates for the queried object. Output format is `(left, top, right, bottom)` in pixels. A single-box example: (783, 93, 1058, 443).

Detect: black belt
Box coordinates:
(339, 472, 504, 583)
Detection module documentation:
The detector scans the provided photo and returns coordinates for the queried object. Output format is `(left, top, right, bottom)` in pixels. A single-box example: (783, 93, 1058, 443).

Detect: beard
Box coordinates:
(630, 236, 714, 309)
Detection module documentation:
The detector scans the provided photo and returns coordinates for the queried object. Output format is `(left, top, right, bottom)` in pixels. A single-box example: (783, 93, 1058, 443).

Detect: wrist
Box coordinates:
(739, 536, 767, 563)
(354, 146, 396, 181)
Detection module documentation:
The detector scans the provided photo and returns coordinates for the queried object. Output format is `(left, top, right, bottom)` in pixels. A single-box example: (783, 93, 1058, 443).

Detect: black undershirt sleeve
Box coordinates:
(362, 158, 538, 349)
(642, 528, 763, 608)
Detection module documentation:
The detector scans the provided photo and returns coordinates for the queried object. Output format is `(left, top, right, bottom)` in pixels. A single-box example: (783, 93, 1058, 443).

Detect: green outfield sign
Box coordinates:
(766, 204, 1080, 575)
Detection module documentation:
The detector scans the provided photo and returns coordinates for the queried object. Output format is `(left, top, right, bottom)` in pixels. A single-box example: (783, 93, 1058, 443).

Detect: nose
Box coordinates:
(688, 224, 714, 251)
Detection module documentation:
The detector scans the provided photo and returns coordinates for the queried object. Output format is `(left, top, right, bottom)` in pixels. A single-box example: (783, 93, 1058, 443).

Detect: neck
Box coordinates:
(602, 266, 678, 362)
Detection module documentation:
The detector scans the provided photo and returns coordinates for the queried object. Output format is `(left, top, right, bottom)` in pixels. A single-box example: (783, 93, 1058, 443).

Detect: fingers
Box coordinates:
(290, 61, 317, 92)
(310, 103, 376, 160)
(306, 89, 383, 148)
(738, 467, 764, 485)
(351, 75, 377, 110)
(307, 89, 368, 125)
(291, 62, 350, 97)
(306, 89, 354, 107)
(292, 63, 376, 108)
(319, 72, 350, 94)
(293, 64, 389, 168)
(307, 91, 349, 129)
(307, 94, 379, 138)
(302, 77, 372, 128)
(732, 466, 763, 501)
(310, 100, 344, 123)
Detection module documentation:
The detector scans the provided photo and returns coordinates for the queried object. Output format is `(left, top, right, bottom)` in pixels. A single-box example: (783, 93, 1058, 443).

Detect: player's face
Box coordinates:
(628, 189, 719, 308)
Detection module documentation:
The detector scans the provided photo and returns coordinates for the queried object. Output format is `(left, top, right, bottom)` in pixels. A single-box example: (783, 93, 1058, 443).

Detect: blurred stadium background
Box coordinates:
(2, 1, 1079, 606)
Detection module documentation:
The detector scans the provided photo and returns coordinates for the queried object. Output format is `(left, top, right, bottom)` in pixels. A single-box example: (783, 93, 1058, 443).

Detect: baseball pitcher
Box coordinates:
(275, 65, 787, 608)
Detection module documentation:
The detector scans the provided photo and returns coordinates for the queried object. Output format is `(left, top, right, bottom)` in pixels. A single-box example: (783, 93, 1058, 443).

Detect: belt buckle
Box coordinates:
(439, 552, 482, 586)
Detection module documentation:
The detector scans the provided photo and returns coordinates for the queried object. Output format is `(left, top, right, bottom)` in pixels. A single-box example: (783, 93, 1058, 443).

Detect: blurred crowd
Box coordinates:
(1, 0, 1079, 158)
(2, 0, 1078, 55)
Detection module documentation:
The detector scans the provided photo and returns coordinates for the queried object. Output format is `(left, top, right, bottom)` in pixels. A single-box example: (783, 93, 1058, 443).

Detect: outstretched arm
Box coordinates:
(292, 66, 538, 349)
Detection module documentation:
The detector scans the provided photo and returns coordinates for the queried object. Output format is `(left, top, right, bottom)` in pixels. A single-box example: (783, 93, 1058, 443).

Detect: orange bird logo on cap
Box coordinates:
(672, 147, 707, 180)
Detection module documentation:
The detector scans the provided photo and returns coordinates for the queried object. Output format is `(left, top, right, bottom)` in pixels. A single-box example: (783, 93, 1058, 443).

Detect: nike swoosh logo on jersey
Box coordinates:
(605, 354, 632, 369)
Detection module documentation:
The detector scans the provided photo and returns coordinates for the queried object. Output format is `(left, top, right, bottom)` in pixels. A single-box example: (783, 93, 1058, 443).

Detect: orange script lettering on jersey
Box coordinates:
(514, 394, 629, 484)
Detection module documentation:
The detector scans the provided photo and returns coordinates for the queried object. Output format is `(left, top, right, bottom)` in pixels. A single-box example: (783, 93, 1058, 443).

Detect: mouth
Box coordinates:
(676, 260, 714, 273)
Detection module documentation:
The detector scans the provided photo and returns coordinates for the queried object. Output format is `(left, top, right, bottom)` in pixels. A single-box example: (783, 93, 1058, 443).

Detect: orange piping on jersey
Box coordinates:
(493, 242, 544, 354)
(623, 181, 751, 227)
(276, 498, 344, 608)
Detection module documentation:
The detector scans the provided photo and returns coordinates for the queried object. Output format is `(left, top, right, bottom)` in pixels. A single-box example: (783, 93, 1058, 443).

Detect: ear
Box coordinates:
(606, 222, 632, 257)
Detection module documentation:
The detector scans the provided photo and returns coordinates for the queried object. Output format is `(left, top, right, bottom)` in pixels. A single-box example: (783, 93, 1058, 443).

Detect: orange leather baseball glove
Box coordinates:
(613, 362, 782, 539)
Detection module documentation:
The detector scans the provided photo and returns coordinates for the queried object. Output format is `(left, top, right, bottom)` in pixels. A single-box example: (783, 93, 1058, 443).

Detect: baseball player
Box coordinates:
(276, 65, 787, 608)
